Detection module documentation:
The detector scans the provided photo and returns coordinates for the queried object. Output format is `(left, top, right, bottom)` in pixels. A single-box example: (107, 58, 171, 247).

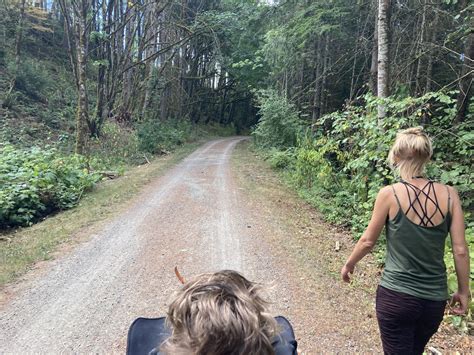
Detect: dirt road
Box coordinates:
(1, 138, 382, 353)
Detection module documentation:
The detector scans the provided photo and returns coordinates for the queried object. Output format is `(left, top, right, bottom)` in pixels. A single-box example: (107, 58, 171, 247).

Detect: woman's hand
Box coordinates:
(449, 292, 469, 315)
(341, 263, 355, 283)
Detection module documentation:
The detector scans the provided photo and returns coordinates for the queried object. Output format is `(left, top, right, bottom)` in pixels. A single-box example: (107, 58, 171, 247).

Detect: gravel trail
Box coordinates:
(1, 137, 379, 353)
(0, 138, 272, 353)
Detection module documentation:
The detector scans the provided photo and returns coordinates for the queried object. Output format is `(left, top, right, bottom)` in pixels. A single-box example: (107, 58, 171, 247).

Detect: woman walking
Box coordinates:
(341, 127, 470, 354)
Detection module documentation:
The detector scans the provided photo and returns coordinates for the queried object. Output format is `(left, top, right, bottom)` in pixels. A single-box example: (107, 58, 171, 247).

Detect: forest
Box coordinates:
(0, 0, 473, 336)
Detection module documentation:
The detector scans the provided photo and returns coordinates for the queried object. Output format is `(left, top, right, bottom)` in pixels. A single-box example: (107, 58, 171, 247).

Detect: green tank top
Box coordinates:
(380, 182, 451, 301)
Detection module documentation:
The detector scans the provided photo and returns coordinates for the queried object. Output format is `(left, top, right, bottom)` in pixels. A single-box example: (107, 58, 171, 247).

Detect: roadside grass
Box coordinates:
(0, 142, 202, 287)
(230, 140, 378, 285)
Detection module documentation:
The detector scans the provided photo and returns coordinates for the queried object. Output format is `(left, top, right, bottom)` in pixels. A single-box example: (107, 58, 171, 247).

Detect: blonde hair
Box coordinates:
(388, 126, 433, 180)
(160, 270, 278, 355)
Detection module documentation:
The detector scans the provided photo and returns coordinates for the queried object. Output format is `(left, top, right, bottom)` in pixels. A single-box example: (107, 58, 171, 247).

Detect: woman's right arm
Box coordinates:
(341, 186, 391, 283)
(449, 186, 470, 315)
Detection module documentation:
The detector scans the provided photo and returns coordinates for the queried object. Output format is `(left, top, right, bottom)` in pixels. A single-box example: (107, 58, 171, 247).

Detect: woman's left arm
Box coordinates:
(341, 186, 392, 283)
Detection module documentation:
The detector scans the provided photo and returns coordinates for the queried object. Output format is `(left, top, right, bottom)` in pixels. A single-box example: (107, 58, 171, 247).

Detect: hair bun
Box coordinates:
(402, 126, 424, 136)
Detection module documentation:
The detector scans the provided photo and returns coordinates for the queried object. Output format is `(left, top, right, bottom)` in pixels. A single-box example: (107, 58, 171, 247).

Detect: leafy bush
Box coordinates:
(285, 93, 473, 235)
(0, 145, 101, 228)
(252, 90, 304, 149)
(255, 91, 473, 332)
(137, 119, 193, 155)
(88, 121, 141, 167)
(266, 148, 295, 170)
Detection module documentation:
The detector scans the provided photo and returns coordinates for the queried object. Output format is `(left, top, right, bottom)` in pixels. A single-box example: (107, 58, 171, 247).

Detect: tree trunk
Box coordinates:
(455, 33, 474, 123)
(140, 4, 157, 119)
(321, 35, 330, 116)
(120, 4, 135, 121)
(94, 2, 108, 133)
(94, 63, 106, 135)
(415, 1, 427, 96)
(75, 15, 89, 155)
(455, 0, 474, 123)
(377, 0, 390, 121)
(424, 11, 439, 94)
(350, 15, 361, 101)
(312, 39, 322, 124)
(369, 0, 378, 95)
(6, 0, 26, 99)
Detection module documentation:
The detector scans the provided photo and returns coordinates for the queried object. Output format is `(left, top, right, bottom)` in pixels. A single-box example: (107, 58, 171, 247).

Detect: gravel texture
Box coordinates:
(1, 137, 328, 353)
(1, 138, 471, 353)
(1, 138, 247, 353)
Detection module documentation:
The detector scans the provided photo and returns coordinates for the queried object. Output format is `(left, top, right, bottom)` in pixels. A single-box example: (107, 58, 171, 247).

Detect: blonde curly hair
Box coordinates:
(160, 270, 278, 355)
(388, 126, 433, 180)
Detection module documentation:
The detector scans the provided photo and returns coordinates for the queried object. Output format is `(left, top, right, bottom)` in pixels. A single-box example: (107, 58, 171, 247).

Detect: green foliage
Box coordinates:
(266, 148, 295, 170)
(211, 0, 269, 91)
(10, 59, 52, 100)
(0, 145, 101, 228)
(137, 120, 193, 155)
(262, 27, 298, 75)
(256, 91, 473, 333)
(294, 132, 340, 189)
(252, 90, 304, 149)
(200, 122, 237, 137)
(89, 122, 141, 167)
(284, 92, 472, 235)
(444, 238, 474, 334)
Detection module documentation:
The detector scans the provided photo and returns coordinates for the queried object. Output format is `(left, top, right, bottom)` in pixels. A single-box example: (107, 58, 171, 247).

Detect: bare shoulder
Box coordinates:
(373, 186, 396, 215)
(380, 183, 404, 195)
(378, 185, 393, 196)
(389, 182, 403, 189)
(447, 185, 459, 196)
(433, 182, 460, 198)
(377, 185, 394, 201)
(447, 185, 461, 203)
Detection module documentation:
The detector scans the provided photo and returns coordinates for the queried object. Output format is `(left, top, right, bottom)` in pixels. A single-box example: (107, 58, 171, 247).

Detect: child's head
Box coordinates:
(388, 126, 433, 180)
(161, 270, 277, 355)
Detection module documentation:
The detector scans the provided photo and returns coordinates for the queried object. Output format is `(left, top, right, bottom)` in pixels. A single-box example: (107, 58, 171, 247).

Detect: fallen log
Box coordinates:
(99, 171, 120, 179)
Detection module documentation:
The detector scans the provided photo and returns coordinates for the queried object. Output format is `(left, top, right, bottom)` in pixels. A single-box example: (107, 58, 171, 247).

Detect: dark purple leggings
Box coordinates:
(376, 285, 446, 355)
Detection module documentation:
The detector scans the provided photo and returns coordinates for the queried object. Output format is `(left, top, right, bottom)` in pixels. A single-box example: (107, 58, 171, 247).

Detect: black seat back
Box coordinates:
(126, 315, 297, 355)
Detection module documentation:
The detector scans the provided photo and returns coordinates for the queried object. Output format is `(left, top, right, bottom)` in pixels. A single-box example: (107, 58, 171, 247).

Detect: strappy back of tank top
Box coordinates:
(383, 180, 451, 300)
(391, 180, 451, 227)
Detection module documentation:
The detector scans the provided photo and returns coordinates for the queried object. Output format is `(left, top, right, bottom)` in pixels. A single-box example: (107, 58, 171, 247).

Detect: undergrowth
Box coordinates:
(0, 145, 101, 228)
(1, 121, 237, 229)
(253, 90, 474, 334)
